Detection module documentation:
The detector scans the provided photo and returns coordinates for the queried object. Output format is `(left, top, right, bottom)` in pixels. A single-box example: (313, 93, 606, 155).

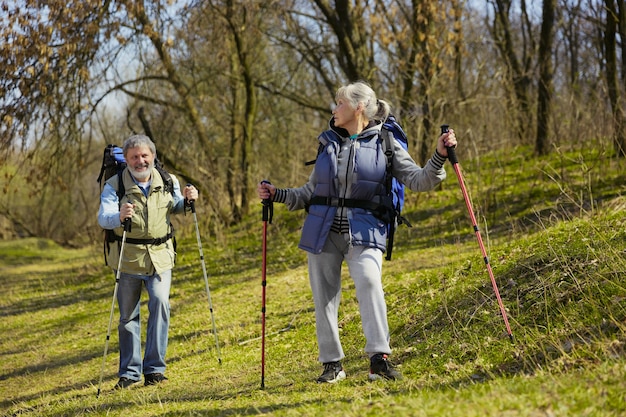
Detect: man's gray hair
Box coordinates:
(123, 134, 157, 157)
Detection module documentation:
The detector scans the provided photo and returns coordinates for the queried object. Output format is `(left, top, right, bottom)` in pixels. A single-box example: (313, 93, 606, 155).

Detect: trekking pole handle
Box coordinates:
(123, 200, 132, 232)
(186, 183, 196, 214)
(261, 180, 272, 223)
(441, 124, 458, 165)
(260, 180, 272, 205)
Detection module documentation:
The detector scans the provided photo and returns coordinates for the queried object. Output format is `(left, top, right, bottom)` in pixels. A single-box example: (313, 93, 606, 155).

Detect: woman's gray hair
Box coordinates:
(123, 134, 157, 157)
(335, 80, 391, 122)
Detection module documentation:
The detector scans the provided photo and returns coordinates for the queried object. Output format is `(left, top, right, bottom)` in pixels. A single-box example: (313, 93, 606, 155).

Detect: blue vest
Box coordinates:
(299, 129, 389, 254)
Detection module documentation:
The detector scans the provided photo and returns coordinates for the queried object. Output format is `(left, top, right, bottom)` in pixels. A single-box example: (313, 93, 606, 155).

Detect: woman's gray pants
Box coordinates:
(307, 232, 391, 364)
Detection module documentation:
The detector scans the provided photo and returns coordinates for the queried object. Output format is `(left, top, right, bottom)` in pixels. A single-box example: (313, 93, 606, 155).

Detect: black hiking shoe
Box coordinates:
(144, 373, 168, 386)
(369, 354, 402, 381)
(114, 377, 139, 389)
(316, 361, 346, 383)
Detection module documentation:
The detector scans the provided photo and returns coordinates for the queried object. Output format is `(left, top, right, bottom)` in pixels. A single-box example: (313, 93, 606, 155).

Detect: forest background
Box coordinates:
(3, 1, 626, 415)
(1, 0, 625, 244)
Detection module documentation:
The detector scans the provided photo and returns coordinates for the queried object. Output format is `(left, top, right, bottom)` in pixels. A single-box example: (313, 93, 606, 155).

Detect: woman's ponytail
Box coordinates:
(375, 99, 391, 122)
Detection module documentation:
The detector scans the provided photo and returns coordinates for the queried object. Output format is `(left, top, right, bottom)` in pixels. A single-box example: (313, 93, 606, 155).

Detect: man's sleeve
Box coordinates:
(97, 183, 122, 229)
(170, 175, 186, 213)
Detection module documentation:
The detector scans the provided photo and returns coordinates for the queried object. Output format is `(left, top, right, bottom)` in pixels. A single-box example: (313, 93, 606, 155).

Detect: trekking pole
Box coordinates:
(260, 180, 273, 389)
(441, 125, 514, 343)
(97, 211, 132, 397)
(187, 185, 222, 364)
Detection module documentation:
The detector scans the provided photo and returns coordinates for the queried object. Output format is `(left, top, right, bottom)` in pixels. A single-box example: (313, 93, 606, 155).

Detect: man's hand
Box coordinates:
(119, 202, 135, 223)
(184, 184, 199, 202)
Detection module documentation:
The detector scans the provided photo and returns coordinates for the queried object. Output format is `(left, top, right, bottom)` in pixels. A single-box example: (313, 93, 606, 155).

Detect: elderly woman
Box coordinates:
(257, 81, 457, 383)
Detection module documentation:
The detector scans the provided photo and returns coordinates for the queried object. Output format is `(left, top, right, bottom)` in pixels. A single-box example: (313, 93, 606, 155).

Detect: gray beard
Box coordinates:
(128, 163, 153, 181)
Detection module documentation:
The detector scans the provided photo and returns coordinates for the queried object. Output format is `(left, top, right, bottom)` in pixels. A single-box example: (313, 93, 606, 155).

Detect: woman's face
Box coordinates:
(332, 97, 356, 129)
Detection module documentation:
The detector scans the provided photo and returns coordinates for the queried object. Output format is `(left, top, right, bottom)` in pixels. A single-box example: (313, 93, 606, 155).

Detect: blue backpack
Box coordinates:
(381, 114, 412, 260)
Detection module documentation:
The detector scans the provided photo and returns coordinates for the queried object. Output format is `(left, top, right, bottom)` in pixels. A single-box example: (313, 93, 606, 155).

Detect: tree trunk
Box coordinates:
(313, 0, 373, 81)
(133, 2, 216, 202)
(491, 0, 534, 142)
(535, 0, 556, 155)
(617, 0, 626, 156)
(605, 0, 626, 157)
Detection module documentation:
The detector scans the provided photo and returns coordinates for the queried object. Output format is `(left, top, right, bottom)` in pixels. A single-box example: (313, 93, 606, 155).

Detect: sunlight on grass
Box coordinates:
(1, 148, 626, 416)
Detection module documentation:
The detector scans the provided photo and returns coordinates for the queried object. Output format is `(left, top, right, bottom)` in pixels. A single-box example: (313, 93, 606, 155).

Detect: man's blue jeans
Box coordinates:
(116, 270, 171, 381)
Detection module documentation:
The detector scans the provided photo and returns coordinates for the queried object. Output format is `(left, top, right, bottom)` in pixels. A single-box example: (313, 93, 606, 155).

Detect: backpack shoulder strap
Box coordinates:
(381, 129, 397, 261)
(305, 143, 324, 166)
(117, 172, 125, 201)
(381, 127, 394, 193)
(153, 164, 177, 252)
(104, 171, 125, 204)
(155, 164, 174, 195)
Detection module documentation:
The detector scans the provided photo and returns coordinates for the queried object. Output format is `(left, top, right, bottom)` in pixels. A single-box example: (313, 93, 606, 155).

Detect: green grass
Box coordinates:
(2, 146, 626, 416)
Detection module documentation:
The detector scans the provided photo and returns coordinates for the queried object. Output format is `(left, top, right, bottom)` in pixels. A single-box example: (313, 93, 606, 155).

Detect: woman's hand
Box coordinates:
(257, 181, 276, 200)
(436, 128, 457, 158)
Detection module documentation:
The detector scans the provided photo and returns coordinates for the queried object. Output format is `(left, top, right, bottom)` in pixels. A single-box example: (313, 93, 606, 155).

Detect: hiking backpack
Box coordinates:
(96, 144, 176, 264)
(380, 114, 412, 260)
(96, 144, 126, 190)
(305, 115, 412, 260)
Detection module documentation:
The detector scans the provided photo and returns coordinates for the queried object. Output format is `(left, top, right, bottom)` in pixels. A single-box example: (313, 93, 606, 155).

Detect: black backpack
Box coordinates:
(97, 144, 176, 264)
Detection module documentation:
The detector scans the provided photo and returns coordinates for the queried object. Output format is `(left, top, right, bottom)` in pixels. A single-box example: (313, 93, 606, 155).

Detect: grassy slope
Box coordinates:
(1, 146, 626, 416)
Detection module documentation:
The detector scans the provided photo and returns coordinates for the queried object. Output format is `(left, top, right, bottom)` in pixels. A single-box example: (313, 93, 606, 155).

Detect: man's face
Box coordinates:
(125, 145, 155, 181)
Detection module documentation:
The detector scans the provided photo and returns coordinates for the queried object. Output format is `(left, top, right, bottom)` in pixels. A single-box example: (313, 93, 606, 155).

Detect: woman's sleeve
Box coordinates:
(273, 169, 317, 211)
(391, 141, 447, 192)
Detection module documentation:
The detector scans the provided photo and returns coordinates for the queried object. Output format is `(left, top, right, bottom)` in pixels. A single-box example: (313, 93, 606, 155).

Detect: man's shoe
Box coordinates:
(369, 354, 402, 381)
(144, 373, 169, 386)
(114, 377, 139, 389)
(316, 361, 346, 383)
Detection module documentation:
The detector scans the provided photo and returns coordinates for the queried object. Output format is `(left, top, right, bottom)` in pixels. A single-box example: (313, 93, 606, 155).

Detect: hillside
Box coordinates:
(1, 145, 625, 416)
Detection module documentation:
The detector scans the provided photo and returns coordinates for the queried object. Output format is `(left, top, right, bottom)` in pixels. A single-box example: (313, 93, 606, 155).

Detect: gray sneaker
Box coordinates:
(369, 354, 402, 381)
(316, 361, 346, 383)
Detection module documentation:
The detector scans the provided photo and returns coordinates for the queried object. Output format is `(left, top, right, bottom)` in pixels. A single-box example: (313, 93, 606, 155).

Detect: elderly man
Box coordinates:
(98, 134, 198, 389)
